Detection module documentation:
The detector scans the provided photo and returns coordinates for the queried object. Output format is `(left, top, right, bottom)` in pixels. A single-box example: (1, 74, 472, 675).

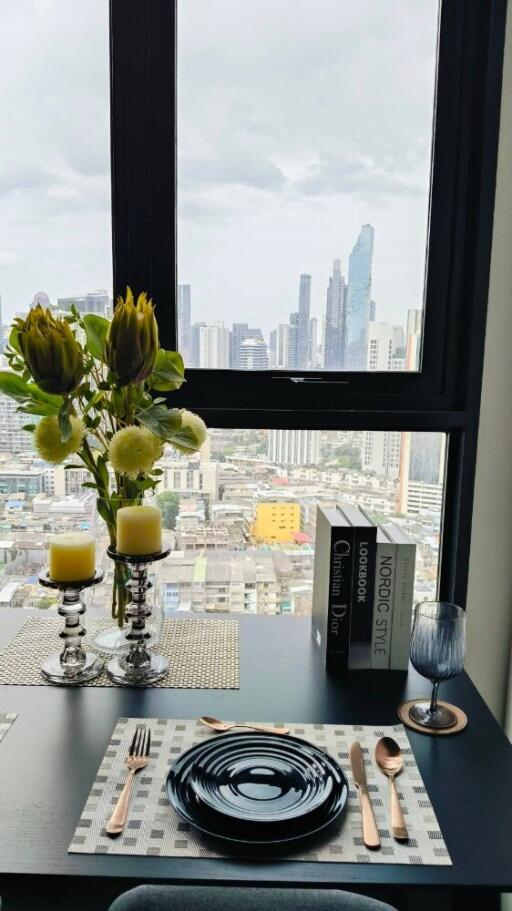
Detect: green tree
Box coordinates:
(157, 491, 180, 529)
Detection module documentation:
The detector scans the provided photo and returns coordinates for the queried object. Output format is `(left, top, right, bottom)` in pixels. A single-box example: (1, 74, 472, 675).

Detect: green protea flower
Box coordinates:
(15, 305, 84, 394)
(109, 426, 162, 479)
(105, 288, 159, 386)
(172, 409, 208, 453)
(34, 415, 85, 464)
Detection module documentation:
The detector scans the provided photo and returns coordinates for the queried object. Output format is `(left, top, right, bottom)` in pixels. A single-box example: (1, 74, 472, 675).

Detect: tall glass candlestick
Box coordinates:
(39, 569, 104, 685)
(105, 546, 170, 686)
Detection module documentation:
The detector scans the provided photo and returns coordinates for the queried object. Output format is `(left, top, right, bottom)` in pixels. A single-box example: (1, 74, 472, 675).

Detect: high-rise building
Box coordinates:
(345, 224, 375, 369)
(276, 324, 290, 368)
(296, 274, 311, 370)
(268, 429, 321, 466)
(0, 396, 33, 452)
(198, 323, 230, 368)
(288, 312, 299, 369)
(239, 337, 268, 370)
(230, 323, 249, 369)
(268, 330, 278, 368)
(324, 259, 347, 370)
(177, 284, 192, 365)
(229, 324, 263, 368)
(308, 317, 319, 368)
(191, 321, 205, 367)
(370, 299, 376, 321)
(405, 309, 423, 370)
(362, 430, 401, 479)
(398, 432, 445, 514)
(367, 322, 405, 371)
(57, 290, 110, 316)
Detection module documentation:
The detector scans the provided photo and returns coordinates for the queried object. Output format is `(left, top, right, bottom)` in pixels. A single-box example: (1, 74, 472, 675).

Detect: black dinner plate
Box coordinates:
(188, 733, 339, 823)
(166, 732, 348, 845)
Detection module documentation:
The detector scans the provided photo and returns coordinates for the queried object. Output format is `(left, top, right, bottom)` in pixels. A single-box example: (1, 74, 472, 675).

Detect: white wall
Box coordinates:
(465, 1, 512, 728)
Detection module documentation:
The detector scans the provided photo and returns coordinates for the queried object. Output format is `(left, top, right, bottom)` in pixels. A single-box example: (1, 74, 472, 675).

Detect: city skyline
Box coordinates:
(179, 222, 422, 372)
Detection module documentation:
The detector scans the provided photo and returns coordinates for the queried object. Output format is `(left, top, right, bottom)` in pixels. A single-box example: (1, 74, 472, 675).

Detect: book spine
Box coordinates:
(349, 527, 377, 643)
(326, 525, 354, 672)
(390, 543, 416, 670)
(371, 541, 396, 669)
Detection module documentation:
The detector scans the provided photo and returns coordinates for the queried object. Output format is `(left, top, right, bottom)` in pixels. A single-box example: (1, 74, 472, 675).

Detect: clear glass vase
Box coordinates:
(89, 496, 165, 656)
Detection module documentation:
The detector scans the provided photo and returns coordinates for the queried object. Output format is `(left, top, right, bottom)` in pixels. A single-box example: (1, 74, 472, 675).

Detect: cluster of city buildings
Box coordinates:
(177, 224, 422, 373)
(0, 280, 442, 616)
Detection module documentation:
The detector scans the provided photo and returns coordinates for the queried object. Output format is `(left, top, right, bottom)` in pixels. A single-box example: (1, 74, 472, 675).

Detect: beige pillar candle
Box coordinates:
(48, 532, 96, 582)
(116, 505, 163, 556)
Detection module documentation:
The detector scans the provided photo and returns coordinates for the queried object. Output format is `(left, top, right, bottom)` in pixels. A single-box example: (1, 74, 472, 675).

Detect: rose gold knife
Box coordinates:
(350, 741, 381, 849)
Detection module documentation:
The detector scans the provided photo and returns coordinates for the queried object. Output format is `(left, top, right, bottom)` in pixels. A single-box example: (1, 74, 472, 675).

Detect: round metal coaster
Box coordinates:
(398, 699, 467, 735)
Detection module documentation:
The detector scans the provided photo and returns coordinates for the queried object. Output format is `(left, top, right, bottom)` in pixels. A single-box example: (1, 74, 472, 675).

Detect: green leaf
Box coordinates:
(58, 401, 72, 443)
(64, 464, 82, 470)
(137, 404, 182, 439)
(166, 424, 204, 452)
(96, 454, 110, 490)
(22, 424, 36, 432)
(148, 350, 185, 392)
(8, 327, 21, 354)
(0, 371, 32, 402)
(18, 401, 60, 417)
(83, 314, 109, 361)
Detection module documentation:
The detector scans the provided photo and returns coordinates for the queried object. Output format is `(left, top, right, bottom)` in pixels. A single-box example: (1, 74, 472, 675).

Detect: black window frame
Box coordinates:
(109, 0, 508, 608)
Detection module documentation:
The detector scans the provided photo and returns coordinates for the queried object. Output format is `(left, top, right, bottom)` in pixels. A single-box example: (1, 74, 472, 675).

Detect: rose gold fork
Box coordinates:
(106, 724, 151, 836)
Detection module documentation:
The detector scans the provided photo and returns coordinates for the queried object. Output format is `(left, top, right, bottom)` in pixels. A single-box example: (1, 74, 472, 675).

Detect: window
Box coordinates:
(0, 0, 505, 615)
(0, 0, 111, 608)
(177, 1, 437, 374)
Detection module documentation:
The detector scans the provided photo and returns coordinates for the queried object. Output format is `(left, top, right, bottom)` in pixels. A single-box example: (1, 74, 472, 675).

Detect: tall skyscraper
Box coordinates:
(296, 274, 311, 370)
(405, 308, 423, 370)
(177, 284, 192, 365)
(277, 324, 290, 368)
(288, 312, 299, 369)
(345, 224, 375, 370)
(239, 337, 268, 370)
(230, 323, 249, 368)
(268, 429, 321, 466)
(229, 324, 263, 368)
(198, 323, 230, 368)
(308, 317, 319, 368)
(324, 259, 347, 370)
(269, 329, 278, 368)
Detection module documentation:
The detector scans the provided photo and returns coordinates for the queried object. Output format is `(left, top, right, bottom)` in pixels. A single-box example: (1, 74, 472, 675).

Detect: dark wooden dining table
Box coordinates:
(0, 607, 510, 911)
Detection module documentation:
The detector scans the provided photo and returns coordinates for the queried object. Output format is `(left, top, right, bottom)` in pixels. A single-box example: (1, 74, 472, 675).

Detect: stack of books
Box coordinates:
(311, 504, 416, 672)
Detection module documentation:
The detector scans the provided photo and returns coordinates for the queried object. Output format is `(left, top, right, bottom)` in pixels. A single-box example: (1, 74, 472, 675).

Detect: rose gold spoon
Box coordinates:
(375, 736, 409, 841)
(199, 716, 289, 735)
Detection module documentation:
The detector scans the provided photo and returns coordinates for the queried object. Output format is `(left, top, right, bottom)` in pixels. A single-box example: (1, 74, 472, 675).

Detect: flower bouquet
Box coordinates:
(0, 288, 206, 630)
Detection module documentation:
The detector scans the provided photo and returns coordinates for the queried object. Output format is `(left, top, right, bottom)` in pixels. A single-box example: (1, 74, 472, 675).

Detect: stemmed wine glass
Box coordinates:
(409, 601, 466, 729)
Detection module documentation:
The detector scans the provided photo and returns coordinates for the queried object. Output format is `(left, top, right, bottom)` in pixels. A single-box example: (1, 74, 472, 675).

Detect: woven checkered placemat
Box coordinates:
(0, 713, 17, 743)
(69, 718, 451, 865)
(0, 617, 239, 689)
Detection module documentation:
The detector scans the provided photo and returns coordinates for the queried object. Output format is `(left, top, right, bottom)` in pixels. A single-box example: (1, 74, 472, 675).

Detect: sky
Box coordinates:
(0, 0, 112, 321)
(0, 0, 438, 338)
(178, 0, 439, 334)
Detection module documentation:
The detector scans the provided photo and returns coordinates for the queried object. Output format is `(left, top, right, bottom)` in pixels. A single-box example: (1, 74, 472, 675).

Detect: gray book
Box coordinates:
(370, 528, 396, 669)
(381, 522, 416, 670)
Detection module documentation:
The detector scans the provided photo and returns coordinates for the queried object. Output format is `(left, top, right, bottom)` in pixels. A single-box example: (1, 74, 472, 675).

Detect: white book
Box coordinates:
(381, 522, 416, 671)
(370, 528, 396, 669)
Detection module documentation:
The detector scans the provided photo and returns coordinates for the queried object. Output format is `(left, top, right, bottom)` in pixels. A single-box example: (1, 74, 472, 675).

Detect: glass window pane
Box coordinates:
(150, 429, 442, 617)
(177, 1, 438, 371)
(0, 0, 111, 605)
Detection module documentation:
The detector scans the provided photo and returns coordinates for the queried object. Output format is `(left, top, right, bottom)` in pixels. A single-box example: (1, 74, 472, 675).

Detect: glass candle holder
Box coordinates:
(105, 546, 170, 686)
(38, 569, 104, 685)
